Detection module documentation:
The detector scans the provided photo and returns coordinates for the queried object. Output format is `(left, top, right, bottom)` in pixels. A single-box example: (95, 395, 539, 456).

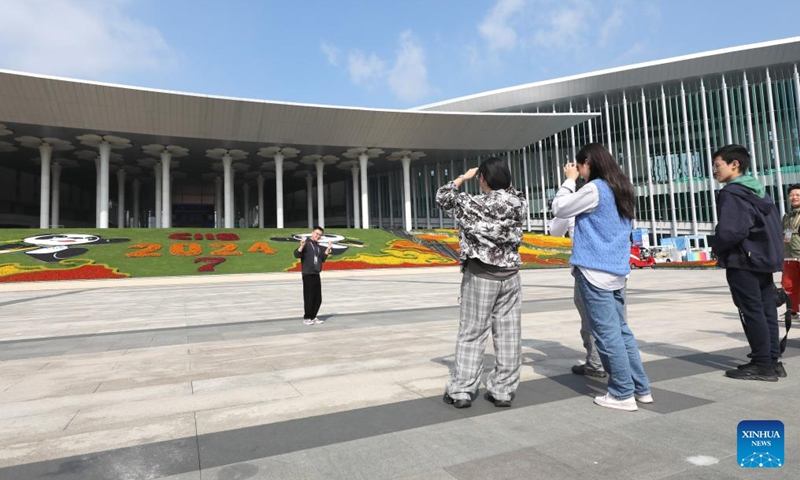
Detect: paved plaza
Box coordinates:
(0, 267, 797, 479)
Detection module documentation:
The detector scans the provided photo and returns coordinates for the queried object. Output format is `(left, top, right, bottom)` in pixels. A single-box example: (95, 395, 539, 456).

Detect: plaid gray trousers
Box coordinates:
(445, 269, 522, 401)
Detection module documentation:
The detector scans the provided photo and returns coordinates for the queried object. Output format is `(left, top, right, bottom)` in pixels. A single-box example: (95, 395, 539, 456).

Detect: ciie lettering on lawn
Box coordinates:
(741, 429, 781, 447)
(125, 232, 276, 272)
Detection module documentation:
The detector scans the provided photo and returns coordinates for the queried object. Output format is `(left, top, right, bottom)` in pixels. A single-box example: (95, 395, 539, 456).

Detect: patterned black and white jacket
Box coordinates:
(436, 181, 527, 268)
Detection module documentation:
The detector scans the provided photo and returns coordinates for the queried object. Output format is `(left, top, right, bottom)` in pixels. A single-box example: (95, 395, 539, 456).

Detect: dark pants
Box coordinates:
(726, 268, 780, 366)
(302, 274, 322, 319)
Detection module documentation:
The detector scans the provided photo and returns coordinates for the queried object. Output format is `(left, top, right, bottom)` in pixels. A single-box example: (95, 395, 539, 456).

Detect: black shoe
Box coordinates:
(442, 392, 471, 408)
(571, 364, 607, 378)
(773, 362, 787, 378)
(725, 363, 778, 382)
(483, 391, 514, 407)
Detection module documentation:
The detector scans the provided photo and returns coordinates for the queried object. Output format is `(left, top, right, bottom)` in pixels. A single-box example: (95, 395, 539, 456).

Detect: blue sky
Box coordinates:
(1, 0, 799, 109)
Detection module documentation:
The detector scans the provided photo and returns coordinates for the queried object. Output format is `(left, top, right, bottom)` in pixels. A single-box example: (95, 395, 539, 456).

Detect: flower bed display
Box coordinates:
(287, 239, 457, 271)
(0, 260, 128, 282)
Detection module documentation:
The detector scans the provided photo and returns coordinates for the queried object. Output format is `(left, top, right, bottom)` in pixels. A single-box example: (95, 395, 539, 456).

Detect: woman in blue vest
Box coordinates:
(552, 143, 651, 412)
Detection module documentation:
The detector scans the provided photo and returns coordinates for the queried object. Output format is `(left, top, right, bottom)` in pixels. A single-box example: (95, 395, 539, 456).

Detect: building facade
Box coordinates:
(2, 38, 800, 245)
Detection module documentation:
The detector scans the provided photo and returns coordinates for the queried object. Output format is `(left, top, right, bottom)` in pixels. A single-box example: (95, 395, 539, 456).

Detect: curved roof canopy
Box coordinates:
(415, 37, 800, 113)
(0, 69, 595, 160)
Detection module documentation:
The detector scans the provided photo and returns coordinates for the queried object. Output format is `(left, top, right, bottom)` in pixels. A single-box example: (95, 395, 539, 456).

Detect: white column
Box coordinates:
(721, 75, 733, 144)
(50, 161, 61, 228)
(214, 176, 222, 228)
(274, 153, 285, 228)
(424, 165, 431, 229)
(257, 174, 265, 228)
(401, 156, 412, 231)
(314, 159, 325, 227)
(346, 178, 352, 228)
(569, 102, 576, 161)
(223, 154, 233, 228)
(521, 147, 531, 231)
(641, 89, 658, 245)
(38, 144, 52, 229)
(680, 82, 698, 236)
(388, 171, 394, 228)
(377, 175, 384, 228)
(243, 183, 250, 228)
(700, 79, 718, 225)
(305, 173, 314, 228)
(351, 165, 360, 228)
(623, 92, 634, 184)
(766, 68, 786, 215)
(661, 86, 678, 237)
(538, 141, 548, 235)
(154, 163, 162, 228)
(99, 142, 110, 229)
(359, 153, 370, 229)
(605, 95, 613, 151)
(553, 131, 561, 184)
(160, 152, 171, 228)
(743, 72, 758, 177)
(95, 157, 101, 227)
(412, 167, 419, 229)
(117, 168, 126, 228)
(133, 178, 140, 228)
(587, 98, 594, 143)
(436, 164, 443, 228)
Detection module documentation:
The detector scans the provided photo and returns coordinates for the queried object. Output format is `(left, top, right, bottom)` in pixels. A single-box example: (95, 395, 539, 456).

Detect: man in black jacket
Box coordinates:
(711, 145, 784, 381)
(294, 226, 332, 325)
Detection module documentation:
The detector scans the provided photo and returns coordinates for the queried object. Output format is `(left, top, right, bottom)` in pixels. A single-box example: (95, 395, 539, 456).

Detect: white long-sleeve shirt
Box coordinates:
(551, 178, 626, 291)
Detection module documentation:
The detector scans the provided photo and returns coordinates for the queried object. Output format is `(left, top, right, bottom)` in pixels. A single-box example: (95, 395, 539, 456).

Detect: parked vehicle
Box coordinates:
(630, 245, 656, 268)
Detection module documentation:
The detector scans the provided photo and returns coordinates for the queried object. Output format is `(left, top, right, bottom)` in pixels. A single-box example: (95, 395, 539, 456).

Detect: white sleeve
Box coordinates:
(549, 217, 574, 237)
(552, 181, 600, 218)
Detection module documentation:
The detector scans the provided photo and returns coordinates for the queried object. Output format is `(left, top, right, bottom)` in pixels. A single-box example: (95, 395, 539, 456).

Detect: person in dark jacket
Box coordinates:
(294, 226, 332, 325)
(711, 144, 784, 381)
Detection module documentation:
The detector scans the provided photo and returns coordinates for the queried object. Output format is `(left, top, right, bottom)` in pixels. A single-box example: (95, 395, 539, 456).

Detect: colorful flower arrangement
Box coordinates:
(0, 260, 129, 283)
(413, 230, 570, 268)
(287, 239, 458, 272)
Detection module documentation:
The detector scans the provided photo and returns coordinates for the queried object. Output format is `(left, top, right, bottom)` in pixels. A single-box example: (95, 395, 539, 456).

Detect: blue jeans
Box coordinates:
(573, 268, 650, 399)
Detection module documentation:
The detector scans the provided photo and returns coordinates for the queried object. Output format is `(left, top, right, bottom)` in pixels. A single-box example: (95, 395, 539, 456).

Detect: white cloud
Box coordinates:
(598, 8, 624, 48)
(348, 50, 386, 85)
(478, 0, 527, 51)
(320, 41, 340, 66)
(531, 1, 594, 51)
(340, 31, 432, 103)
(0, 0, 176, 79)
(388, 31, 431, 102)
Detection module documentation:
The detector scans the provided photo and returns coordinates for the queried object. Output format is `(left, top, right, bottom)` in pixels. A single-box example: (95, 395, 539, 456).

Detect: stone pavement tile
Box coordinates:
(197, 394, 464, 470)
(616, 414, 734, 460)
(658, 462, 750, 480)
(68, 383, 301, 431)
(195, 384, 421, 435)
(312, 435, 439, 480)
(467, 400, 600, 448)
(444, 446, 581, 480)
(647, 372, 785, 403)
(157, 471, 201, 480)
(0, 413, 196, 468)
(391, 469, 458, 480)
(190, 357, 403, 394)
(0, 382, 192, 421)
(393, 417, 526, 467)
(0, 436, 199, 480)
(0, 411, 77, 445)
(0, 378, 101, 403)
(534, 429, 683, 479)
(289, 364, 446, 396)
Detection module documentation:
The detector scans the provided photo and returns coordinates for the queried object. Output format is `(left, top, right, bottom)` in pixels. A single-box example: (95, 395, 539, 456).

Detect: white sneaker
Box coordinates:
(634, 393, 654, 404)
(594, 393, 638, 411)
(313, 318, 325, 324)
(303, 319, 314, 325)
